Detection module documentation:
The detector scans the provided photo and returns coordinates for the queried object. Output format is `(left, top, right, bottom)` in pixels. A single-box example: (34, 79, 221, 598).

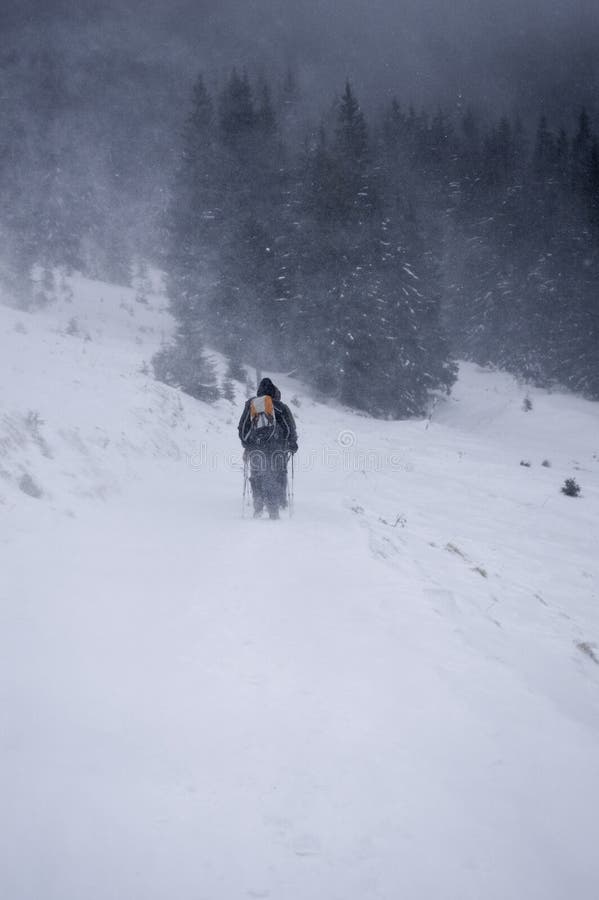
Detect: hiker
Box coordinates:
(238, 377, 298, 519)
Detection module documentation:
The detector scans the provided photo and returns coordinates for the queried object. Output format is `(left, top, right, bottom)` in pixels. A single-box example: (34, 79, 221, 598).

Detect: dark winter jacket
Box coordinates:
(238, 378, 298, 453)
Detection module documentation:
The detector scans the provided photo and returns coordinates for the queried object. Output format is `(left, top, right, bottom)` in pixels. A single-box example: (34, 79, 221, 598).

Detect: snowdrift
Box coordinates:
(1, 274, 598, 900)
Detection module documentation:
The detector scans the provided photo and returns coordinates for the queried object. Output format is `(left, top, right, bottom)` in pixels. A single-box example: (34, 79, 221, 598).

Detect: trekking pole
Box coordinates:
(289, 452, 295, 518)
(242, 455, 249, 518)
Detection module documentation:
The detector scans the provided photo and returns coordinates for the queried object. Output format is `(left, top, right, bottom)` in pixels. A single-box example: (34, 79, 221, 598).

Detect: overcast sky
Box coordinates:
(104, 0, 599, 122)
(5, 0, 599, 124)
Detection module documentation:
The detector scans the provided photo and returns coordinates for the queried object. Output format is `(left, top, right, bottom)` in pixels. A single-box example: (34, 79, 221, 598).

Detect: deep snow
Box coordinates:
(1, 273, 598, 900)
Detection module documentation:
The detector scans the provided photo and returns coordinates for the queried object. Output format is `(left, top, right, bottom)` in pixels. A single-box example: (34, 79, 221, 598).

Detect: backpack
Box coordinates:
(249, 395, 278, 444)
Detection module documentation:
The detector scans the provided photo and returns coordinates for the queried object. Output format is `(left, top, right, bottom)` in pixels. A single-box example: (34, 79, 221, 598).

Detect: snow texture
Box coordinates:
(1, 274, 598, 900)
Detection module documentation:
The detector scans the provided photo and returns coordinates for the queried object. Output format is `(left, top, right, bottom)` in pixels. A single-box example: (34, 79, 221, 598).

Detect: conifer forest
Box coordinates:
(2, 1, 598, 416)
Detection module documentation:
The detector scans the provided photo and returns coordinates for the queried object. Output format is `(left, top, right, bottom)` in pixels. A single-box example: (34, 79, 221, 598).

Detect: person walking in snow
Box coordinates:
(238, 377, 298, 519)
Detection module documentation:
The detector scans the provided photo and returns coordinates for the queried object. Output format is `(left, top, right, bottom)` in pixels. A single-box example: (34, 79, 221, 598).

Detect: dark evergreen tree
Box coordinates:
(162, 68, 598, 412)
(152, 324, 219, 403)
(165, 74, 218, 325)
(219, 70, 256, 145)
(298, 84, 455, 415)
(572, 109, 592, 194)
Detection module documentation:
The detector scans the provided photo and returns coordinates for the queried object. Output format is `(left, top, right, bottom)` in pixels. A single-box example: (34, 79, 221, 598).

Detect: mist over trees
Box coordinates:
(0, 3, 183, 296)
(1, 1, 599, 414)
(163, 71, 599, 411)
(163, 73, 458, 416)
(445, 109, 599, 397)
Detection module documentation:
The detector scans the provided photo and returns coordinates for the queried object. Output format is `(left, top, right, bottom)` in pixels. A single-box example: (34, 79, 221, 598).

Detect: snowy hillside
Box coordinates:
(1, 275, 599, 900)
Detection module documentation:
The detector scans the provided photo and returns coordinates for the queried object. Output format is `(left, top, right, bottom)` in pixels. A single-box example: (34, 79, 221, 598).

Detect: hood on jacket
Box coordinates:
(257, 377, 278, 398)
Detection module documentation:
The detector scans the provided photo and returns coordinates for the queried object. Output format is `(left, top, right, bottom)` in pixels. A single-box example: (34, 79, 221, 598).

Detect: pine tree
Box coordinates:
(165, 74, 218, 326)
(210, 72, 289, 371)
(152, 324, 219, 403)
(532, 116, 556, 181)
(278, 68, 301, 141)
(299, 84, 455, 415)
(219, 70, 256, 146)
(333, 81, 373, 221)
(256, 83, 276, 136)
(572, 108, 592, 194)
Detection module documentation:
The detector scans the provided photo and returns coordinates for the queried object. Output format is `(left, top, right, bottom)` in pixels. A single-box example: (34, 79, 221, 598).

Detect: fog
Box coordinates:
(3, 0, 599, 117)
(2, 0, 599, 382)
(158, 0, 599, 120)
(6, 0, 599, 120)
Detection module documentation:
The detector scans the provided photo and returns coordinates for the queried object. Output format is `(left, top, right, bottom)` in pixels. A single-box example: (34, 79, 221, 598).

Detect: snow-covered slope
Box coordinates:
(1, 275, 598, 900)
